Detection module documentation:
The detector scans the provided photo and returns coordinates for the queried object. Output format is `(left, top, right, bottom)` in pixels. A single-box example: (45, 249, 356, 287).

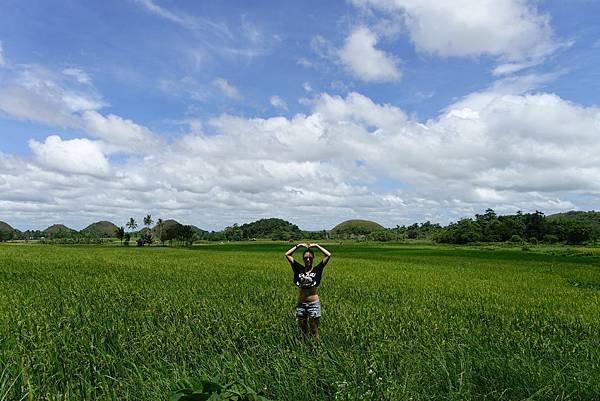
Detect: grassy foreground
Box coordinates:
(1, 243, 599, 400)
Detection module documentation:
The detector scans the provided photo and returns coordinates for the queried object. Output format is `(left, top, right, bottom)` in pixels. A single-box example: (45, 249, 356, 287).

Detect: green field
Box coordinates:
(1, 243, 600, 400)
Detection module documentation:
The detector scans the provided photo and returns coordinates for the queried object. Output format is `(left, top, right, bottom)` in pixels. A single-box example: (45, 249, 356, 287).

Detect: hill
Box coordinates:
(331, 219, 385, 236)
(547, 211, 600, 230)
(155, 219, 182, 232)
(237, 218, 302, 240)
(81, 221, 119, 237)
(0, 221, 16, 233)
(149, 220, 207, 240)
(43, 224, 77, 238)
(0, 221, 20, 241)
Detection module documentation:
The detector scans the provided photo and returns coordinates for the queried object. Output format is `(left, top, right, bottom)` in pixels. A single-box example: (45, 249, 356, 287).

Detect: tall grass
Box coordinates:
(1, 243, 599, 400)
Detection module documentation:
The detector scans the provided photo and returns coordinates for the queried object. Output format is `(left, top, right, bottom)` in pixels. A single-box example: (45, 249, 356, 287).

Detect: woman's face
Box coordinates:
(303, 252, 313, 268)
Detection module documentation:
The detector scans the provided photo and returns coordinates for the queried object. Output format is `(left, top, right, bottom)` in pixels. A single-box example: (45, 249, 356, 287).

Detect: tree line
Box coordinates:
(2, 210, 599, 246)
(352, 209, 598, 245)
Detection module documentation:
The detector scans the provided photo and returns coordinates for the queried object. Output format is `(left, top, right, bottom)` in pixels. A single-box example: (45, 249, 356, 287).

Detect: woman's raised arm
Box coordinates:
(309, 243, 331, 265)
(285, 243, 307, 264)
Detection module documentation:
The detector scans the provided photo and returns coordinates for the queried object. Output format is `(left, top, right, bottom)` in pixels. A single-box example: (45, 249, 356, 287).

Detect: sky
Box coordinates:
(1, 0, 600, 231)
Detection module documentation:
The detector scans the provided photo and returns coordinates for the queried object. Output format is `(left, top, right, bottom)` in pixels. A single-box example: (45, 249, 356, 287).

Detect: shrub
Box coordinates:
(510, 235, 522, 243)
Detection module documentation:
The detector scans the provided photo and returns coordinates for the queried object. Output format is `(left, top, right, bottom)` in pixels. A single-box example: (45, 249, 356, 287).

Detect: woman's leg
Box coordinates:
(308, 317, 320, 341)
(297, 316, 309, 337)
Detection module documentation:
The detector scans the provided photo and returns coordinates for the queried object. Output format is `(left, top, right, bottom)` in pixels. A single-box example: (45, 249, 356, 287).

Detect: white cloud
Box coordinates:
(212, 78, 241, 99)
(82, 111, 162, 153)
(0, 65, 103, 127)
(311, 35, 337, 60)
(297, 57, 315, 68)
(160, 77, 207, 101)
(28, 135, 110, 176)
(0, 41, 5, 66)
(62, 68, 92, 85)
(339, 26, 401, 82)
(3, 77, 600, 229)
(132, 0, 231, 39)
(270, 95, 288, 111)
(351, 0, 559, 69)
(303, 82, 313, 93)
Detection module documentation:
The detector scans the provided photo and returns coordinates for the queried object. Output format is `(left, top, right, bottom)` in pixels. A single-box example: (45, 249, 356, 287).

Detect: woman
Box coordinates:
(284, 242, 331, 340)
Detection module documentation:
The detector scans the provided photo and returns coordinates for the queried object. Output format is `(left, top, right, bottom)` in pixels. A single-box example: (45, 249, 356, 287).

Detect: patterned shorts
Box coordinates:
(296, 299, 321, 318)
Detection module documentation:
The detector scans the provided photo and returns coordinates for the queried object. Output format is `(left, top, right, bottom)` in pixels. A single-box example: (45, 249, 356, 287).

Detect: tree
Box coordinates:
(438, 218, 482, 244)
(179, 225, 195, 246)
(126, 218, 138, 238)
(523, 210, 546, 241)
(142, 214, 153, 246)
(115, 226, 125, 245)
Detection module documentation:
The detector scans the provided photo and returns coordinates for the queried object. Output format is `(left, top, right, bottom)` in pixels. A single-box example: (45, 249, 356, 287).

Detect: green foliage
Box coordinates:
(171, 378, 270, 401)
(126, 217, 138, 233)
(368, 229, 397, 242)
(1, 243, 600, 400)
(235, 218, 302, 241)
(510, 234, 523, 243)
(438, 209, 600, 245)
(438, 218, 482, 244)
(115, 226, 125, 244)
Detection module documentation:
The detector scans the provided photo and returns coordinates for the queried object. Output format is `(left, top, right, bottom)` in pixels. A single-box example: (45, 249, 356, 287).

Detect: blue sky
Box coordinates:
(1, 0, 600, 230)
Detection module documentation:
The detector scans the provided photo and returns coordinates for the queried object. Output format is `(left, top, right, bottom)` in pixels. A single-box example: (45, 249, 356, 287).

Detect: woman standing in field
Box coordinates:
(284, 243, 331, 341)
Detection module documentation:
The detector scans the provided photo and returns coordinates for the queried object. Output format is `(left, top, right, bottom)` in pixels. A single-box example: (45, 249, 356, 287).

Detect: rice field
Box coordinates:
(1, 242, 599, 400)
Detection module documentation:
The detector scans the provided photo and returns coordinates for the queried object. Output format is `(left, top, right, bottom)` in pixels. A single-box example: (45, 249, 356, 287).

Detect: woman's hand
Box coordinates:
(298, 243, 308, 248)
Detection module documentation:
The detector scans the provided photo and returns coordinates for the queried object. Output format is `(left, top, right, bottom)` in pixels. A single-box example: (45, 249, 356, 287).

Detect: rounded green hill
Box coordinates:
(81, 221, 119, 237)
(331, 219, 385, 234)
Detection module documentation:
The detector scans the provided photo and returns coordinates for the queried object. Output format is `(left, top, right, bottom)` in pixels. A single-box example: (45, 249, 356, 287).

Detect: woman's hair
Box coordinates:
(303, 248, 314, 258)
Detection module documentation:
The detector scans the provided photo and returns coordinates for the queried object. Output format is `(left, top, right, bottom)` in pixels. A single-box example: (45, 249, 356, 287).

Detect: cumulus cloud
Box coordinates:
(2, 63, 599, 229)
(82, 111, 162, 153)
(270, 95, 288, 110)
(212, 78, 241, 99)
(0, 62, 162, 155)
(339, 26, 401, 82)
(28, 135, 110, 176)
(350, 0, 559, 71)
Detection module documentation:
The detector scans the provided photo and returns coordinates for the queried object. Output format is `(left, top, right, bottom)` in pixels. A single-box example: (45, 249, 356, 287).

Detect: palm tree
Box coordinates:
(126, 217, 138, 239)
(144, 214, 153, 229)
(115, 226, 125, 245)
(143, 214, 153, 245)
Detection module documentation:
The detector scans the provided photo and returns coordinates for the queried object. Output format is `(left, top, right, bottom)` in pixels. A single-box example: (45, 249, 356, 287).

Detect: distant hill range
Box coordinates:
(2, 211, 597, 244)
(81, 221, 119, 237)
(330, 219, 384, 236)
(547, 211, 600, 230)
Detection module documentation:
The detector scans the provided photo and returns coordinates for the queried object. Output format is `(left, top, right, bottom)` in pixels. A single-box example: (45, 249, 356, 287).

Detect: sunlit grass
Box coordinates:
(1, 243, 599, 400)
